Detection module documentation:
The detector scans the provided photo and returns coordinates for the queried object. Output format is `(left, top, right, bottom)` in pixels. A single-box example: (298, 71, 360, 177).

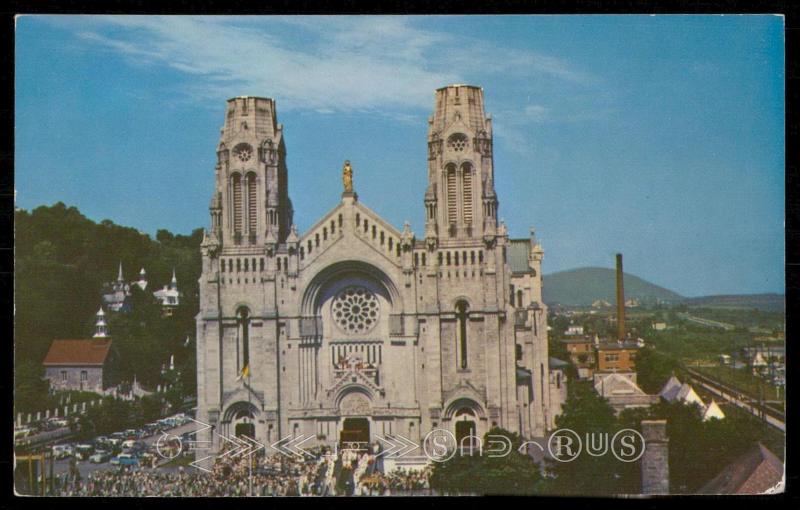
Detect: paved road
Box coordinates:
(684, 369, 785, 432)
(49, 422, 199, 479)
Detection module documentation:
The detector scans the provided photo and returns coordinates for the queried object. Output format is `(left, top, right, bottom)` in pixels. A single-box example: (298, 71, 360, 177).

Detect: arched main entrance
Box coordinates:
(340, 417, 370, 446)
(454, 408, 478, 450)
(233, 408, 255, 438)
(337, 389, 372, 449)
(443, 397, 486, 454)
(223, 401, 259, 440)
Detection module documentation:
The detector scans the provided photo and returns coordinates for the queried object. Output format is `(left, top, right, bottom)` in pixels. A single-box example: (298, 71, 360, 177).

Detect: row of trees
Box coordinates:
(428, 380, 783, 496)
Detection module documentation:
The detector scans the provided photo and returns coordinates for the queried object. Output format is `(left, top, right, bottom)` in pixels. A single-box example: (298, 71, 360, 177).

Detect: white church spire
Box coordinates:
(93, 307, 109, 338)
(117, 261, 124, 282)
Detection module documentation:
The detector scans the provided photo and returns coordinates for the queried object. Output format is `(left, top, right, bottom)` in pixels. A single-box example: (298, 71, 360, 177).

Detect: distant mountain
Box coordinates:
(542, 267, 683, 306)
(683, 293, 784, 312)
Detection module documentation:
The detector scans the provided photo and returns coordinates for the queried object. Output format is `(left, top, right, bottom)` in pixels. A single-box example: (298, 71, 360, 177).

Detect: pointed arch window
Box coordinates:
(446, 164, 457, 224)
(232, 174, 243, 235)
(237, 307, 251, 371)
(456, 301, 470, 369)
(246, 173, 257, 235)
(462, 164, 473, 224)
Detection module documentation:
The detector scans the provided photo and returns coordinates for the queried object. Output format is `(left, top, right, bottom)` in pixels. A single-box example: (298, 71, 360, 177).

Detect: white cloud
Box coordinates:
(44, 15, 594, 117)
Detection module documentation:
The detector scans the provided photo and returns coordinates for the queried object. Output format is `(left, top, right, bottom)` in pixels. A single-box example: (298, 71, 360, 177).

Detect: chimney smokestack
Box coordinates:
(641, 420, 670, 495)
(616, 253, 625, 342)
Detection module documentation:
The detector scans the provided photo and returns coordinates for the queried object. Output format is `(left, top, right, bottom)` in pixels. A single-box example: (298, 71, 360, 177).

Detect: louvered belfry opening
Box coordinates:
(232, 174, 243, 235)
(246, 173, 257, 235)
(462, 164, 473, 224)
(446, 164, 457, 224)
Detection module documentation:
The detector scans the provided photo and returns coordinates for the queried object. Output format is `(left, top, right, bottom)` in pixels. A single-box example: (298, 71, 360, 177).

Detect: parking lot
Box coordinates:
(44, 415, 199, 479)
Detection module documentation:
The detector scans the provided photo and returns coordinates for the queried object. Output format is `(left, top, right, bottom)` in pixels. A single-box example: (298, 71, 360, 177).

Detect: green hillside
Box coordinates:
(15, 203, 203, 413)
(542, 267, 683, 306)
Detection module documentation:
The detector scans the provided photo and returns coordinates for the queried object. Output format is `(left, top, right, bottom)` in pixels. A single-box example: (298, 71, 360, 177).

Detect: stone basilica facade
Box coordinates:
(196, 85, 565, 454)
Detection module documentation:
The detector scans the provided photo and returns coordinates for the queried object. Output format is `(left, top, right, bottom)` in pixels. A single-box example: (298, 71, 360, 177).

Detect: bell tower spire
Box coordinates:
(213, 96, 293, 248)
(93, 307, 109, 338)
(425, 85, 498, 246)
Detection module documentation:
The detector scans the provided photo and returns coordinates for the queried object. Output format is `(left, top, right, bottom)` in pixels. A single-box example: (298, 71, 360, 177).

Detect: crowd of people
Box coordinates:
(52, 443, 433, 497)
(357, 466, 433, 495)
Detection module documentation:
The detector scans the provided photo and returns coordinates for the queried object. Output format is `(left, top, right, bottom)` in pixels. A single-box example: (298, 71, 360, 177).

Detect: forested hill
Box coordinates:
(542, 267, 684, 306)
(15, 203, 203, 411)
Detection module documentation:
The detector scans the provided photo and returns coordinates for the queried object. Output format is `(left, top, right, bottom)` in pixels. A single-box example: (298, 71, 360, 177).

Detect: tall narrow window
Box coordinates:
(238, 307, 250, 370)
(456, 301, 469, 369)
(446, 165, 457, 224)
(232, 174, 243, 235)
(246, 173, 257, 235)
(462, 164, 473, 224)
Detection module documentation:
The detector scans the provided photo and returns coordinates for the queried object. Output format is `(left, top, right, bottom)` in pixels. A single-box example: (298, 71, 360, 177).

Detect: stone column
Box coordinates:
(641, 419, 669, 495)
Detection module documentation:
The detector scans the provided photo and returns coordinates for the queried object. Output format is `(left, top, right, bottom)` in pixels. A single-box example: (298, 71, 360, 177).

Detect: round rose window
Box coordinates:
(332, 286, 380, 334)
(234, 143, 253, 162)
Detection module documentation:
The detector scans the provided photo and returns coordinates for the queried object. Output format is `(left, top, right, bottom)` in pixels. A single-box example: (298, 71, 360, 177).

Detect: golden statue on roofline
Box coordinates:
(342, 160, 353, 193)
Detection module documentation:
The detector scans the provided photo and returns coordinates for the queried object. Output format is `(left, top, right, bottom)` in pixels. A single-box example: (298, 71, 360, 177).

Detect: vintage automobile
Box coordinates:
(110, 453, 139, 467)
(89, 450, 111, 464)
(52, 444, 74, 459)
(74, 444, 94, 460)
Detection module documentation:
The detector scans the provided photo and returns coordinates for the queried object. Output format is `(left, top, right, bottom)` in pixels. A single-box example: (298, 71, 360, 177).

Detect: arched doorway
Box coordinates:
(233, 408, 255, 438)
(340, 418, 370, 447)
(223, 401, 259, 440)
(337, 390, 372, 449)
(454, 407, 478, 451)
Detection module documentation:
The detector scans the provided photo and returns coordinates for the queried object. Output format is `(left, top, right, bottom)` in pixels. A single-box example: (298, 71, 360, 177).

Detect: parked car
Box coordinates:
(89, 450, 111, 464)
(52, 444, 74, 459)
(75, 444, 94, 460)
(14, 428, 33, 440)
(49, 418, 69, 427)
(110, 453, 139, 467)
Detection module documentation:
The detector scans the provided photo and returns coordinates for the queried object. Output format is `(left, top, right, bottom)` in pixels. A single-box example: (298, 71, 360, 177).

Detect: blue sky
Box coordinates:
(15, 15, 784, 297)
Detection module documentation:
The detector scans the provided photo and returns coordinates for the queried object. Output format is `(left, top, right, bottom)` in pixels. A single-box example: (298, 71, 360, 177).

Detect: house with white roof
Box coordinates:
(594, 372, 659, 413)
(702, 400, 726, 421)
